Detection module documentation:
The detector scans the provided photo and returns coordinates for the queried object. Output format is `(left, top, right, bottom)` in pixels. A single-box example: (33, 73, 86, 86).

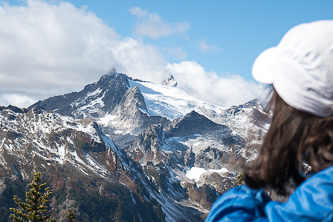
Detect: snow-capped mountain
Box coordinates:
(32, 69, 224, 126)
(162, 75, 178, 87)
(0, 70, 271, 221)
(31, 71, 170, 147)
(0, 105, 203, 221)
(129, 76, 225, 120)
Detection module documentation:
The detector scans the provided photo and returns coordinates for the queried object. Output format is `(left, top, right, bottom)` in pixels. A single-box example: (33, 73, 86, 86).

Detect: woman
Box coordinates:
(206, 20, 333, 221)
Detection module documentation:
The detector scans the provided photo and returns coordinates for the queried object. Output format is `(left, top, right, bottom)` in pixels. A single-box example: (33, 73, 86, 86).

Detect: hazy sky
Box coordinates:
(1, 0, 333, 108)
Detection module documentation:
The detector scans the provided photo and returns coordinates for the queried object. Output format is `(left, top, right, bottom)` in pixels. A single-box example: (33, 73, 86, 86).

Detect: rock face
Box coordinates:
(30, 70, 170, 146)
(30, 71, 130, 117)
(125, 110, 247, 200)
(162, 75, 178, 87)
(0, 106, 202, 221)
(0, 71, 271, 221)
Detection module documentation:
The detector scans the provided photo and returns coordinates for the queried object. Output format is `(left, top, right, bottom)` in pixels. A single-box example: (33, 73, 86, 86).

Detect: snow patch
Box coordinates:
(114, 130, 124, 134)
(138, 108, 149, 116)
(186, 167, 229, 182)
(186, 167, 207, 182)
(87, 88, 102, 97)
(70, 151, 85, 165)
(129, 79, 225, 120)
(97, 114, 117, 126)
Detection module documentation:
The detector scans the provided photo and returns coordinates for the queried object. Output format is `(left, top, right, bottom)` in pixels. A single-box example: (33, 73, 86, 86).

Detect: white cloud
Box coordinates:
(129, 6, 190, 39)
(0, 1, 263, 109)
(0, 0, 168, 107)
(0, 94, 36, 108)
(129, 6, 147, 17)
(197, 39, 219, 53)
(166, 61, 264, 107)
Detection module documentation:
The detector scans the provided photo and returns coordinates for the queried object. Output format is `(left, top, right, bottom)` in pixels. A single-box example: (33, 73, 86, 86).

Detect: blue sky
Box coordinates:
(66, 0, 333, 80)
(1, 0, 333, 107)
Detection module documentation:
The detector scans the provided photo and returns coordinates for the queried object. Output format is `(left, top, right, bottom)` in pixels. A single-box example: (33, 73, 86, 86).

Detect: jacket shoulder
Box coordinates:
(265, 166, 333, 221)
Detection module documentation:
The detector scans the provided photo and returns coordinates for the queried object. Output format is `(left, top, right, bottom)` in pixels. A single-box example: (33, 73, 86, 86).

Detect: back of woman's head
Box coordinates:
(246, 20, 333, 195)
(252, 20, 333, 118)
(245, 89, 333, 195)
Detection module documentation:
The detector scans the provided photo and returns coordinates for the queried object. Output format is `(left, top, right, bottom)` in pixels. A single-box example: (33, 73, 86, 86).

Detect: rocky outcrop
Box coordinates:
(0, 106, 203, 221)
(1, 72, 271, 221)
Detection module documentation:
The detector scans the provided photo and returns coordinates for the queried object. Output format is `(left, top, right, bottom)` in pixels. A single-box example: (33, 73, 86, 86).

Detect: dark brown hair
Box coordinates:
(244, 89, 333, 195)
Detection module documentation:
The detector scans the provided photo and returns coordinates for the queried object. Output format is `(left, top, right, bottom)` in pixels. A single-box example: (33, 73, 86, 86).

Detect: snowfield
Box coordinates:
(129, 79, 225, 120)
(186, 167, 229, 182)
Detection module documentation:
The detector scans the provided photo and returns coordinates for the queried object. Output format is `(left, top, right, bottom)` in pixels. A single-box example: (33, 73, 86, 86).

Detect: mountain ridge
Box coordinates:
(0, 71, 271, 221)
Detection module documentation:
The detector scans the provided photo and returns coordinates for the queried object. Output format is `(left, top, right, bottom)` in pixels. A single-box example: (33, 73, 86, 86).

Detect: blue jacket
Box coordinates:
(206, 166, 333, 221)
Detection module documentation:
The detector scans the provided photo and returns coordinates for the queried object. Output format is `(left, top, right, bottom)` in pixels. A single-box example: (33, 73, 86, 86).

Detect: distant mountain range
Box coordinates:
(0, 70, 270, 221)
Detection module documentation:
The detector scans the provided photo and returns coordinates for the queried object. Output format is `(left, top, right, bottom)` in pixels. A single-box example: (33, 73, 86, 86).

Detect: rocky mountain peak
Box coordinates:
(30, 71, 133, 118)
(0, 105, 28, 116)
(105, 66, 118, 76)
(0, 105, 27, 114)
(97, 71, 129, 89)
(238, 98, 262, 109)
(162, 75, 177, 87)
(167, 110, 227, 137)
(176, 110, 222, 129)
(0, 71, 272, 221)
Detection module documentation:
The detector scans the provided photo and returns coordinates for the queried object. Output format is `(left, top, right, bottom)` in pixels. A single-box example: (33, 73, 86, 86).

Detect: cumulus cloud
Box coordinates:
(129, 6, 190, 39)
(197, 39, 219, 53)
(0, 94, 36, 108)
(0, 1, 263, 109)
(166, 61, 264, 107)
(129, 6, 147, 17)
(0, 0, 168, 107)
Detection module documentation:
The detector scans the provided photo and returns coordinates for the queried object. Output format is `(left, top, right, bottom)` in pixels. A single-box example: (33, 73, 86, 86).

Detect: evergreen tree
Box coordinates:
(9, 172, 56, 222)
(234, 173, 244, 186)
(66, 209, 76, 222)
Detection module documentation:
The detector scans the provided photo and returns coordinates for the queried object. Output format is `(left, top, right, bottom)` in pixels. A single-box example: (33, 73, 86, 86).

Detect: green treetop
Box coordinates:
(9, 171, 56, 222)
(66, 209, 76, 222)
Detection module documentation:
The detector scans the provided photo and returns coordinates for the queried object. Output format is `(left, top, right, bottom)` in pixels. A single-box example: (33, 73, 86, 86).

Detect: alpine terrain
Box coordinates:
(0, 69, 270, 221)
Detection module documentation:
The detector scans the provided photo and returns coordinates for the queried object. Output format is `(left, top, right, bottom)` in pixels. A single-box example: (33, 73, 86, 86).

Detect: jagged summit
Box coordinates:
(104, 66, 118, 76)
(30, 71, 169, 139)
(162, 75, 177, 87)
(0, 105, 27, 113)
(30, 71, 226, 125)
(2, 69, 272, 221)
(167, 110, 227, 137)
(229, 98, 263, 110)
(30, 71, 131, 116)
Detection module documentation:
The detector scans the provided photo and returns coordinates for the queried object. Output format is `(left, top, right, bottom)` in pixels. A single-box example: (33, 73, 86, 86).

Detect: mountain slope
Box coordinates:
(129, 77, 225, 120)
(0, 105, 205, 221)
(30, 71, 170, 146)
(30, 71, 130, 117)
(1, 71, 271, 221)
